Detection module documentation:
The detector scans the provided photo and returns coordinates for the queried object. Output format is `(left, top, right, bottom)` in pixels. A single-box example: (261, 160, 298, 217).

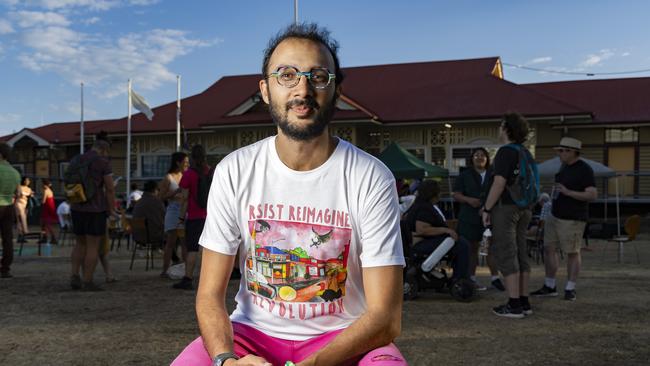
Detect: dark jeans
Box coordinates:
(0, 205, 15, 274)
(412, 235, 470, 280)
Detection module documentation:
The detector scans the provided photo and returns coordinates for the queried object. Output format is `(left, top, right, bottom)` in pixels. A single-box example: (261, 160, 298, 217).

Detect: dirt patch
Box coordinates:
(1, 237, 649, 365)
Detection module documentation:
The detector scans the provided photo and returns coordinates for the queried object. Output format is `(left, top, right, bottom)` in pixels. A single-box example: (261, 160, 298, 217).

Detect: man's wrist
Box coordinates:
(212, 352, 239, 366)
(482, 206, 491, 213)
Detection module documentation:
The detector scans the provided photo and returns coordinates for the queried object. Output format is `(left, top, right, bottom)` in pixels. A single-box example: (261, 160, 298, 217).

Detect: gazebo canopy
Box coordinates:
(537, 156, 615, 178)
(378, 142, 449, 179)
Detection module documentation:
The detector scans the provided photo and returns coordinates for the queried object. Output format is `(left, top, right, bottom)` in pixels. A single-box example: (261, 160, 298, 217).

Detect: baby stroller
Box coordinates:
(401, 222, 476, 302)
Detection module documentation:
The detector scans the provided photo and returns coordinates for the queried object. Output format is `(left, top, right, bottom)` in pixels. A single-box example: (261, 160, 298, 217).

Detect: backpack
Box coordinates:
(63, 154, 100, 204)
(503, 144, 540, 208)
(194, 165, 213, 209)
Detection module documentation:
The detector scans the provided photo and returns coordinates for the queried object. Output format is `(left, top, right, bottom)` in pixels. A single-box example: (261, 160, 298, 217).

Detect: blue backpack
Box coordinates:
(503, 144, 540, 208)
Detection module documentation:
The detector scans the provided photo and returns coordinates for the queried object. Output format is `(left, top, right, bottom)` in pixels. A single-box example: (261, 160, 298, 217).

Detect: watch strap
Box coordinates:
(212, 352, 239, 366)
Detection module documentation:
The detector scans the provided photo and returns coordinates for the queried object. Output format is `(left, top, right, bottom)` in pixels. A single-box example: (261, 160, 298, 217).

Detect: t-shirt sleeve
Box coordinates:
(358, 176, 405, 268)
(493, 147, 518, 181)
(199, 163, 241, 255)
(101, 157, 112, 177)
(415, 205, 437, 225)
(583, 164, 596, 189)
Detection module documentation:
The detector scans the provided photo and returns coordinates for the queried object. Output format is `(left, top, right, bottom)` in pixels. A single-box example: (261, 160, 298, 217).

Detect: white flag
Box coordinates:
(131, 89, 154, 121)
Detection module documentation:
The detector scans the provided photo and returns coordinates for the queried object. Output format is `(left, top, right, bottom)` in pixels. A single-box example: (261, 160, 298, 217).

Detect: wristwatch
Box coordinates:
(212, 352, 239, 366)
(482, 206, 492, 213)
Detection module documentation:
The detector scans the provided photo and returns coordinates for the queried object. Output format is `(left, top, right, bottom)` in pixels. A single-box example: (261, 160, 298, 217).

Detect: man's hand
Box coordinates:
(446, 229, 459, 241)
(481, 211, 491, 227)
(555, 183, 570, 196)
(225, 355, 271, 366)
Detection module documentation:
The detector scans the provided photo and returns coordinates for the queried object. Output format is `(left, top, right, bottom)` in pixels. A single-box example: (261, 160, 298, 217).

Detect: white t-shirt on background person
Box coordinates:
(200, 136, 404, 341)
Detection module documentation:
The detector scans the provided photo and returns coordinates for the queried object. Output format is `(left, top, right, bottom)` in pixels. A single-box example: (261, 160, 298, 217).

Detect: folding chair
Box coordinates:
(129, 217, 155, 271)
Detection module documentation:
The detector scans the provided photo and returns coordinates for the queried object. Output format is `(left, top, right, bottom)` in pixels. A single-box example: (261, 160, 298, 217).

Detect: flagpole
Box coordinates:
(176, 75, 181, 152)
(294, 0, 298, 24)
(80, 82, 84, 154)
(126, 79, 132, 203)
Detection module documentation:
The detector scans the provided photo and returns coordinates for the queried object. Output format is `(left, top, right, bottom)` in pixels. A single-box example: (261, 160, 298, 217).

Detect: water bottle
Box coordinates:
(479, 228, 491, 257)
(43, 242, 52, 257)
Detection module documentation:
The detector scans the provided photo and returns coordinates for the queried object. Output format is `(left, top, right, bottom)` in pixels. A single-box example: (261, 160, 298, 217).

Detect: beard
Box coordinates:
(268, 91, 337, 142)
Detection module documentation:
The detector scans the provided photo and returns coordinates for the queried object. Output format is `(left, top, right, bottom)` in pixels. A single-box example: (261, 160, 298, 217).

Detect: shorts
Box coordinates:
(171, 322, 406, 366)
(184, 218, 205, 253)
(164, 201, 181, 232)
(491, 204, 532, 277)
(544, 215, 586, 254)
(71, 210, 107, 237)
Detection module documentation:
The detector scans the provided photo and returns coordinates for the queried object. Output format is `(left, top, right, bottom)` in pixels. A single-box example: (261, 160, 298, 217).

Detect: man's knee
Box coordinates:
(358, 343, 407, 366)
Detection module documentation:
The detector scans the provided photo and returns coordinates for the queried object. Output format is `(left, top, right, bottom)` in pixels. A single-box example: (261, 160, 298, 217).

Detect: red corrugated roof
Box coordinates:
(525, 77, 650, 124)
(8, 57, 647, 145)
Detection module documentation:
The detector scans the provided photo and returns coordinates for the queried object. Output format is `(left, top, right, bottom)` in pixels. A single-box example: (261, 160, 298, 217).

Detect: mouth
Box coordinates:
(290, 104, 314, 117)
(287, 99, 319, 118)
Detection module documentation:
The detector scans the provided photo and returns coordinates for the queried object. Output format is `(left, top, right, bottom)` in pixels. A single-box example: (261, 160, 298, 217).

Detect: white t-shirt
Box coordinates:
(200, 136, 404, 340)
(56, 201, 71, 228)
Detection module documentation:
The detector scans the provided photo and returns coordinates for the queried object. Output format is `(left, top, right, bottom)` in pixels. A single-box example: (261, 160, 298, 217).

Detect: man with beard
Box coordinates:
(171, 23, 406, 366)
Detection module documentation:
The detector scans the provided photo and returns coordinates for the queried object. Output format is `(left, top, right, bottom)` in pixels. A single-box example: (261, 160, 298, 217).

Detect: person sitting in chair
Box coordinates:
(406, 180, 470, 282)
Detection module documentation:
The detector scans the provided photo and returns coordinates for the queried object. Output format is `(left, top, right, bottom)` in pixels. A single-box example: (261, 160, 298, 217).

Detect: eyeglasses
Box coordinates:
(268, 66, 336, 89)
(556, 148, 572, 153)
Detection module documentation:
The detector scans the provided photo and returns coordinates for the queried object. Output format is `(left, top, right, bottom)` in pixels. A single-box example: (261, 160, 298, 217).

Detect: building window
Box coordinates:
(12, 164, 25, 176)
(59, 162, 70, 179)
(605, 128, 638, 143)
(141, 154, 171, 177)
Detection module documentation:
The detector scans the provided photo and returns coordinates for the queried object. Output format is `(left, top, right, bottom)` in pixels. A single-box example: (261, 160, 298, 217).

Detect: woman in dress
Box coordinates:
(40, 178, 59, 244)
(14, 176, 33, 243)
(159, 152, 189, 277)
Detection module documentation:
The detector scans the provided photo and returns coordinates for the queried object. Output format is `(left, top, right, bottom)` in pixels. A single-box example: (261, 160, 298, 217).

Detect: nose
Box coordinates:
(291, 74, 314, 99)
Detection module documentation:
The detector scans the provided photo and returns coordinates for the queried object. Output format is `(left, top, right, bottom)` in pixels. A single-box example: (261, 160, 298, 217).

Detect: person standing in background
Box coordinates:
(14, 176, 33, 243)
(0, 143, 21, 278)
(453, 148, 504, 291)
(40, 178, 58, 245)
(159, 152, 189, 278)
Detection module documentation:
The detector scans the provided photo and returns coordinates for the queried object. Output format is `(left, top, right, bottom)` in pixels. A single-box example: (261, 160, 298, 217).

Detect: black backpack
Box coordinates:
(194, 166, 213, 209)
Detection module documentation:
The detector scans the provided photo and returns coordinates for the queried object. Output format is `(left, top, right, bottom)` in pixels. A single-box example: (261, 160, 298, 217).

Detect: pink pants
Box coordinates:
(171, 322, 407, 366)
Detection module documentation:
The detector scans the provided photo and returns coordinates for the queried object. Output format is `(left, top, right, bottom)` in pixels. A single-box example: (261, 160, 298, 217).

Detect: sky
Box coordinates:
(1, 0, 649, 136)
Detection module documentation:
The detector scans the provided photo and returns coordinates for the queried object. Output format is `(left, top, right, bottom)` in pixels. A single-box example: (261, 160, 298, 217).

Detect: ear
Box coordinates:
(335, 84, 342, 99)
(259, 79, 270, 104)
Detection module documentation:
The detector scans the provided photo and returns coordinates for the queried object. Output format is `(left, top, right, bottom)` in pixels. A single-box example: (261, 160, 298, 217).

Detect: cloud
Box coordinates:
(621, 52, 630, 57)
(0, 19, 15, 34)
(1, 0, 159, 10)
(527, 56, 552, 65)
(11, 11, 71, 27)
(18, 26, 218, 98)
(580, 49, 615, 67)
(0, 113, 21, 124)
(81, 16, 100, 24)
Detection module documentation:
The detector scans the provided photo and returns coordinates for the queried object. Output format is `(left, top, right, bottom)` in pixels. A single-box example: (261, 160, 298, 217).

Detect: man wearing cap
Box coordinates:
(531, 137, 596, 301)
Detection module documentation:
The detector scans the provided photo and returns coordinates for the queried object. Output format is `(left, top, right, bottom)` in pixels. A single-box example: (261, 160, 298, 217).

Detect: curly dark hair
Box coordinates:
(501, 112, 529, 144)
(262, 22, 344, 85)
(415, 180, 441, 203)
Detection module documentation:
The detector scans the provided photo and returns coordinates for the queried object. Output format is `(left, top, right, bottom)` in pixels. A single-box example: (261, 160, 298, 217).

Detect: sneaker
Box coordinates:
(522, 302, 533, 315)
(492, 303, 524, 319)
(70, 274, 82, 290)
(472, 281, 487, 291)
(491, 278, 506, 291)
(564, 289, 576, 301)
(81, 281, 104, 292)
(173, 276, 194, 290)
(530, 285, 558, 297)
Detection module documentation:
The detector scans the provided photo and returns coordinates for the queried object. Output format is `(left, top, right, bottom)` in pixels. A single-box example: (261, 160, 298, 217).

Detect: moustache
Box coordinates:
(285, 98, 320, 111)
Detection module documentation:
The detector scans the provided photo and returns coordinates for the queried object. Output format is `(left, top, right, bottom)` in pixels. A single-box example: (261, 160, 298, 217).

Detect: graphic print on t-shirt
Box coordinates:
(246, 204, 352, 304)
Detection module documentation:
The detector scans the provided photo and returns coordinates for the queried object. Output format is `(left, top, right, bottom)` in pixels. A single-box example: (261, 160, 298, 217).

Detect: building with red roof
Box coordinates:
(2, 57, 649, 198)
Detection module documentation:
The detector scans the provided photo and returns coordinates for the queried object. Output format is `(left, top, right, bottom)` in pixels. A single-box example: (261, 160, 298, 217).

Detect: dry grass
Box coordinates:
(1, 236, 649, 365)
